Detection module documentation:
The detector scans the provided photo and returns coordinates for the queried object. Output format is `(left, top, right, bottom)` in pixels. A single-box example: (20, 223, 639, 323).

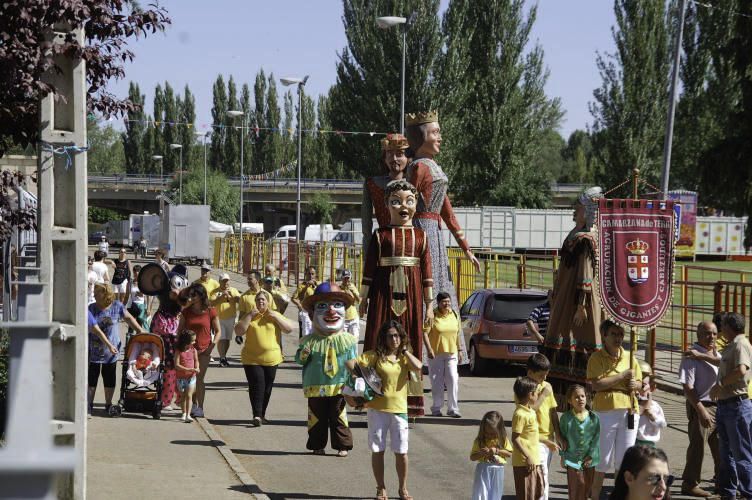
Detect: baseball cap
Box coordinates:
(201, 263, 212, 271)
(342, 269, 352, 278)
(219, 273, 230, 281)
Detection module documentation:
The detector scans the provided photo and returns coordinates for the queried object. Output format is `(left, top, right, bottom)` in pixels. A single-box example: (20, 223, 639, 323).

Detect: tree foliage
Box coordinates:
(327, 0, 442, 179)
(88, 115, 125, 174)
(0, 1, 170, 157)
(437, 0, 562, 207)
(590, 0, 670, 189)
(175, 170, 239, 225)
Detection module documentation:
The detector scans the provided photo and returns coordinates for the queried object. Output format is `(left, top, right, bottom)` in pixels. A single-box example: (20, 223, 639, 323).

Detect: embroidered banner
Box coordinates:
(597, 199, 677, 328)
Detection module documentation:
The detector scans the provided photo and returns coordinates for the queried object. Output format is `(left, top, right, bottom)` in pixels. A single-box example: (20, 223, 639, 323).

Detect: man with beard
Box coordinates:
(295, 282, 358, 457)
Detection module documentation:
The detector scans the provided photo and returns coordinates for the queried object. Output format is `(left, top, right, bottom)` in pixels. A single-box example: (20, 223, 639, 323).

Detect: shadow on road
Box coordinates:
(230, 448, 313, 457)
(170, 438, 225, 447)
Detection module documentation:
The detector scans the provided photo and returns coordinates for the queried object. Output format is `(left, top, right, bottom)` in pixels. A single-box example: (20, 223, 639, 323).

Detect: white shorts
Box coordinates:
(367, 409, 409, 454)
(219, 317, 236, 340)
(113, 280, 128, 294)
(344, 318, 360, 339)
(595, 409, 637, 473)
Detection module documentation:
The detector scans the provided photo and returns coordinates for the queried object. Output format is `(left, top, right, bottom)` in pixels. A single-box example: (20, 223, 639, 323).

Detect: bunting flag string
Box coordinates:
(123, 118, 387, 137)
(243, 161, 295, 181)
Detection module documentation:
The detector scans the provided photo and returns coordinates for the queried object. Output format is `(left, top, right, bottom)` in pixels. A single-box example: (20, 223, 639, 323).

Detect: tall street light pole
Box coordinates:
(660, 0, 687, 196)
(227, 110, 245, 273)
(152, 155, 163, 187)
(169, 143, 183, 204)
(195, 131, 211, 205)
(280, 76, 309, 285)
(376, 15, 409, 134)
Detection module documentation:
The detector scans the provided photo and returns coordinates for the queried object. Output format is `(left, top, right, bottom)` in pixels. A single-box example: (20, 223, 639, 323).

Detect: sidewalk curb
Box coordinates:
(195, 416, 271, 500)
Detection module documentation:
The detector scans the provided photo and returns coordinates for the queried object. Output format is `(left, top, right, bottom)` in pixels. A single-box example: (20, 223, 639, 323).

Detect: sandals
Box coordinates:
(398, 490, 413, 500)
(375, 487, 388, 500)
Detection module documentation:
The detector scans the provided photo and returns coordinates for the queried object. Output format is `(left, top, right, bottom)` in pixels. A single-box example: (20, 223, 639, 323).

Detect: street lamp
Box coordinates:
(280, 75, 309, 285)
(227, 110, 245, 273)
(169, 143, 183, 204)
(195, 131, 211, 205)
(151, 155, 163, 186)
(376, 15, 409, 134)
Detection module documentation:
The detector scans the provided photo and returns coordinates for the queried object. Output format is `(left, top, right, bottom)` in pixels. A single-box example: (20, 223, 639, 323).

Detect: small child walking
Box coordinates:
(470, 410, 513, 499)
(174, 330, 199, 422)
(636, 361, 667, 447)
(512, 376, 544, 500)
(559, 384, 600, 500)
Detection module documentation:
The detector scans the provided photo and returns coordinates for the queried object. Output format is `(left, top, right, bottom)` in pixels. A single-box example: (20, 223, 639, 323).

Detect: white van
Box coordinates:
(271, 224, 297, 241)
(304, 224, 337, 242)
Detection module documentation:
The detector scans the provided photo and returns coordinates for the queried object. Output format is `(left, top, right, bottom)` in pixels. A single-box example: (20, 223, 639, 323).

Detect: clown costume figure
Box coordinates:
(295, 282, 359, 456)
(359, 179, 433, 418)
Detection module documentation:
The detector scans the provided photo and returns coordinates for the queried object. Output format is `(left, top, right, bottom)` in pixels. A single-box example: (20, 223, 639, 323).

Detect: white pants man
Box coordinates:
(427, 353, 459, 416)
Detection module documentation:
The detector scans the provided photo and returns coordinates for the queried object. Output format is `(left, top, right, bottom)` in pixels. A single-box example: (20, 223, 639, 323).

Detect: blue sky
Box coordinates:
(109, 1, 616, 138)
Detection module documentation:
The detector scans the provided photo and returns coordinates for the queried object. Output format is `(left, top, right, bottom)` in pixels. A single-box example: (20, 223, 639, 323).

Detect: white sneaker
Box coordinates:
(184, 415, 193, 423)
(181, 412, 187, 421)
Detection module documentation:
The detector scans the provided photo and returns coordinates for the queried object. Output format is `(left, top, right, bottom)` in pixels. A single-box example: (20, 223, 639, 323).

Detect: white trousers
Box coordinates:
(539, 441, 552, 500)
(427, 353, 459, 414)
(344, 318, 360, 340)
(595, 409, 637, 473)
(298, 310, 312, 337)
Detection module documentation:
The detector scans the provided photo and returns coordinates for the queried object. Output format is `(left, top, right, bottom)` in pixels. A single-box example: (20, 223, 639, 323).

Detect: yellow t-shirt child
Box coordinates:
(512, 403, 541, 467)
(471, 436, 513, 465)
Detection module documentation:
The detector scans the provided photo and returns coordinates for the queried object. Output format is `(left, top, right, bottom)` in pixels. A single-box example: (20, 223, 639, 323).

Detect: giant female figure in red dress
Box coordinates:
(360, 180, 433, 417)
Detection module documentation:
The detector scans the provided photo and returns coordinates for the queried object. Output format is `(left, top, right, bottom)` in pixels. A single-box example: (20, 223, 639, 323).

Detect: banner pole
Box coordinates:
(628, 325, 636, 429)
(632, 168, 640, 200)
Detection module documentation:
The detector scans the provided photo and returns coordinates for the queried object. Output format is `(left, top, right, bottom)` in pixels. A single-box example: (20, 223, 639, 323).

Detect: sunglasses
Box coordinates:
(646, 474, 674, 487)
(387, 333, 402, 339)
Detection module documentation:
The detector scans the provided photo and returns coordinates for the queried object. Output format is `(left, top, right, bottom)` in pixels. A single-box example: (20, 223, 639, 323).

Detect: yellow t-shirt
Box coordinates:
(293, 282, 317, 303)
(587, 348, 642, 412)
(428, 310, 460, 355)
(342, 283, 361, 321)
(357, 351, 409, 414)
(240, 312, 283, 366)
(238, 289, 278, 316)
(534, 381, 558, 439)
(210, 287, 241, 320)
(717, 335, 729, 353)
(471, 436, 513, 465)
(512, 404, 541, 466)
(194, 277, 220, 297)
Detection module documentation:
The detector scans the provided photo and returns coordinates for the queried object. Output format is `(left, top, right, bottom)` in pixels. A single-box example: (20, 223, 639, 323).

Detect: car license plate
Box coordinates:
(510, 345, 538, 353)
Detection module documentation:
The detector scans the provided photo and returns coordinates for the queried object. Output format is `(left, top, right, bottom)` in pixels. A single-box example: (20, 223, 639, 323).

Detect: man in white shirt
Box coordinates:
(91, 250, 110, 284)
(679, 320, 721, 497)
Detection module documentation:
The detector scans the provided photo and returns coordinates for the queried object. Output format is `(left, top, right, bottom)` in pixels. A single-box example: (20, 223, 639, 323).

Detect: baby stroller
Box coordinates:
(111, 333, 164, 419)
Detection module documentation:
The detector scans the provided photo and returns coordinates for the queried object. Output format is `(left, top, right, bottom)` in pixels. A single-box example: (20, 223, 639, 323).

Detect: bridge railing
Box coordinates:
(88, 174, 362, 191)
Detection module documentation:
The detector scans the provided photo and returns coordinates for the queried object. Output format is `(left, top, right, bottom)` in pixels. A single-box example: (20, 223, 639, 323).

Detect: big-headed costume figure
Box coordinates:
(295, 282, 358, 456)
(404, 111, 477, 363)
(138, 262, 190, 408)
(360, 180, 433, 417)
(543, 187, 604, 384)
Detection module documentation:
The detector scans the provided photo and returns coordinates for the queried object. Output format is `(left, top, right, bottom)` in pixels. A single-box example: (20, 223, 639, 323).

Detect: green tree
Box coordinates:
(282, 90, 295, 166)
(308, 192, 335, 241)
(152, 83, 166, 169)
(437, 0, 562, 207)
(162, 82, 179, 176)
(252, 69, 267, 175)
(122, 82, 146, 173)
(264, 74, 283, 172)
(559, 129, 597, 184)
(327, 0, 442, 178)
(88, 115, 125, 174)
(240, 83, 252, 176)
(590, 0, 670, 189)
(299, 93, 318, 178)
(315, 95, 346, 178)
(175, 170, 239, 225)
(210, 75, 228, 174)
(178, 84, 197, 172)
(225, 76, 240, 176)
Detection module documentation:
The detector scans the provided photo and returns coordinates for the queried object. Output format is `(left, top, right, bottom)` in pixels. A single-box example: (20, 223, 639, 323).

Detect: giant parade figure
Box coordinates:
(543, 187, 604, 392)
(360, 180, 433, 417)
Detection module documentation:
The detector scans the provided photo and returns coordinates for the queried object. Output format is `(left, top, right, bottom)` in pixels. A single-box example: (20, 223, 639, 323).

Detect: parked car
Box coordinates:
(88, 231, 106, 245)
(460, 288, 547, 375)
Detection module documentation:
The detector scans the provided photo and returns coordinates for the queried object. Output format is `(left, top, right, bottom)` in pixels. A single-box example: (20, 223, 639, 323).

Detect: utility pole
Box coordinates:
(660, 0, 687, 196)
(0, 25, 87, 498)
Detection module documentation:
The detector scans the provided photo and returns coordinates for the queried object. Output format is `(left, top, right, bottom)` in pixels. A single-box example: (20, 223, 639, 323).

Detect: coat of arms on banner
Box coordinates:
(597, 199, 677, 328)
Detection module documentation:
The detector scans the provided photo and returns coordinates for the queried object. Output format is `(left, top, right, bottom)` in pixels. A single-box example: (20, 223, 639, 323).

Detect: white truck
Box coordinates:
(129, 213, 160, 251)
(104, 220, 131, 247)
(160, 204, 211, 264)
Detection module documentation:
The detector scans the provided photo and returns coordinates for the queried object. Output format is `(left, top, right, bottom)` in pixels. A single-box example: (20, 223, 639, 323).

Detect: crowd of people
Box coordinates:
(83, 110, 752, 500)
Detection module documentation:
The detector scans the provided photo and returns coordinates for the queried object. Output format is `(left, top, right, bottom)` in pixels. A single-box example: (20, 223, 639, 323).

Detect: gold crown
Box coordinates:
(626, 239, 649, 255)
(405, 110, 439, 127)
(381, 133, 409, 151)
